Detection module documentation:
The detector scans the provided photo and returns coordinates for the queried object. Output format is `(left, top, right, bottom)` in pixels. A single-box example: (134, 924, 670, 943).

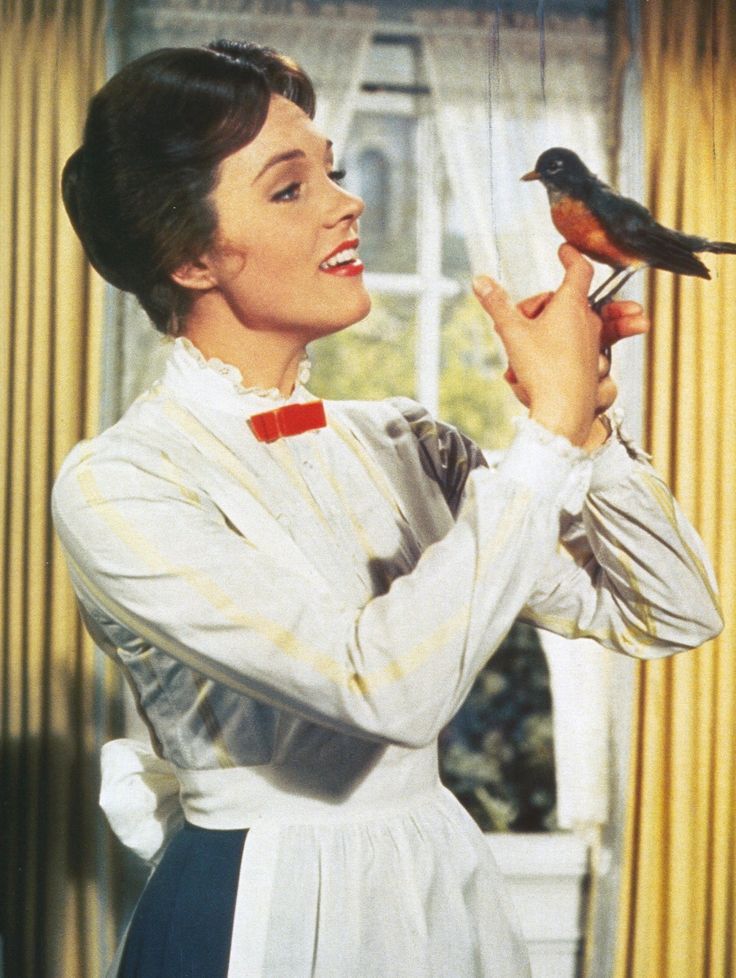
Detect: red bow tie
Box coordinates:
(249, 400, 327, 443)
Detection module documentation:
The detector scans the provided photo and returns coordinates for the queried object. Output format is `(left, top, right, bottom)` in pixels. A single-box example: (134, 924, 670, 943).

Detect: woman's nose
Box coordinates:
(325, 183, 364, 227)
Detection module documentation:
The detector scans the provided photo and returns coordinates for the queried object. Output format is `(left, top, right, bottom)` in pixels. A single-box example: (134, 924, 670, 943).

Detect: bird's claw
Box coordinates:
(588, 266, 643, 310)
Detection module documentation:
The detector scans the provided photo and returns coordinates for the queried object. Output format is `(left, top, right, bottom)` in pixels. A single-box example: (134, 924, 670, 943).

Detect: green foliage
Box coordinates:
(439, 290, 522, 451)
(308, 294, 416, 402)
(439, 622, 557, 833)
(309, 289, 523, 453)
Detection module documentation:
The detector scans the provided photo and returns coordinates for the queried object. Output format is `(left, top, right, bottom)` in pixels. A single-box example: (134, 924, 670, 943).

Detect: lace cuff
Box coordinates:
(497, 417, 593, 514)
(588, 408, 652, 492)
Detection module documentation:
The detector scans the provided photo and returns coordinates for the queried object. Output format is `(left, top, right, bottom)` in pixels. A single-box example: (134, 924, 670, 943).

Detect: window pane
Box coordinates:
(308, 293, 416, 401)
(314, 71, 557, 838)
(442, 182, 469, 279)
(342, 112, 418, 275)
(438, 290, 523, 452)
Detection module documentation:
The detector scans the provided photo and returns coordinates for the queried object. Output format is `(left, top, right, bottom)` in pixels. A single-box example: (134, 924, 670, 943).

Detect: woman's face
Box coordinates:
(203, 94, 370, 341)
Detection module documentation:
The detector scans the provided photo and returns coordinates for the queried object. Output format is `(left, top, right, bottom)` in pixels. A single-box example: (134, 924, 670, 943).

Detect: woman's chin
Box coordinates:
(319, 294, 372, 336)
(351, 293, 372, 323)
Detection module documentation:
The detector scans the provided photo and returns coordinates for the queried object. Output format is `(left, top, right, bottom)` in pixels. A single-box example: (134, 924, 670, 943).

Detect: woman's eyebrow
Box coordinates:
(253, 149, 305, 184)
(253, 139, 334, 184)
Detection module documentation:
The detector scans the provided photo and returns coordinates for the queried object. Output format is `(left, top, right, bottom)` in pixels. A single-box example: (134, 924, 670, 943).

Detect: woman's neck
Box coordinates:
(181, 306, 308, 398)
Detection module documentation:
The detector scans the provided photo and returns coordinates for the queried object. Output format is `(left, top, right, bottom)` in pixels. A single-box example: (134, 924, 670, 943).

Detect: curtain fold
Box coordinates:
(420, 12, 609, 293)
(0, 2, 111, 976)
(122, 2, 378, 161)
(227, 12, 376, 162)
(614, 3, 736, 976)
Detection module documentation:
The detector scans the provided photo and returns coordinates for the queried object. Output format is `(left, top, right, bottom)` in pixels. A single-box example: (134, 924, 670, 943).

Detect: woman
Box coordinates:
(54, 40, 722, 978)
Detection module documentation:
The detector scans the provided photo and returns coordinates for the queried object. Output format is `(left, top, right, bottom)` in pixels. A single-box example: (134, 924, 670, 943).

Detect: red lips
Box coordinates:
(319, 238, 364, 276)
(320, 238, 359, 264)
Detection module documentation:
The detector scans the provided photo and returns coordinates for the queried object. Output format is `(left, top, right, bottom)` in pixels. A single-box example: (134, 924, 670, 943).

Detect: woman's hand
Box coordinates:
(473, 245, 649, 447)
(473, 245, 600, 445)
(503, 295, 649, 452)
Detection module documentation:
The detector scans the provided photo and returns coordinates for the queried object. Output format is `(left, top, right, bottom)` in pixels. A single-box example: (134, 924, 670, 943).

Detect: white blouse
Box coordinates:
(52, 337, 721, 978)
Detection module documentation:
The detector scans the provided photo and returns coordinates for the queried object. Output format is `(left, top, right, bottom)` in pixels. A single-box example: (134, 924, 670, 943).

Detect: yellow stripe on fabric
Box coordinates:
(524, 606, 631, 653)
(330, 417, 413, 525)
(348, 602, 470, 694)
(75, 464, 349, 687)
(638, 469, 721, 614)
(268, 439, 334, 534)
(495, 488, 654, 654)
(311, 446, 394, 593)
(475, 486, 531, 580)
(158, 452, 203, 507)
(74, 462, 472, 696)
(64, 548, 257, 697)
(616, 549, 656, 641)
(161, 398, 274, 514)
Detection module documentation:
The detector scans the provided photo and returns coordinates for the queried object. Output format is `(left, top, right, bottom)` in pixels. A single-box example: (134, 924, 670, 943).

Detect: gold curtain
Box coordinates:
(615, 3, 736, 976)
(0, 1, 112, 976)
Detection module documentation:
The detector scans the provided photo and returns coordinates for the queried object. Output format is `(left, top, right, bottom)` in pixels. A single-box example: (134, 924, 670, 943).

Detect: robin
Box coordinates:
(522, 147, 736, 307)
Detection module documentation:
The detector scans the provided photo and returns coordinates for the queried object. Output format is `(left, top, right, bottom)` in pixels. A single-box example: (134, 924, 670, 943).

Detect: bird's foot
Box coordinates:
(589, 266, 643, 311)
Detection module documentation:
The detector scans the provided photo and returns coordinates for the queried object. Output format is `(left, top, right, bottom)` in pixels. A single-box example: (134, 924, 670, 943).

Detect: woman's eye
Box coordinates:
(272, 182, 301, 202)
(271, 169, 346, 202)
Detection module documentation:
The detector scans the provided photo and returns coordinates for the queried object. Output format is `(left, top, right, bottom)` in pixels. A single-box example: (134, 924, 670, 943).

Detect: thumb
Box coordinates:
(472, 275, 517, 328)
(558, 243, 594, 297)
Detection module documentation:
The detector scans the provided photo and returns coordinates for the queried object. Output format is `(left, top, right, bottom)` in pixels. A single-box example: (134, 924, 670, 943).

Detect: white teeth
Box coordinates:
(320, 247, 358, 269)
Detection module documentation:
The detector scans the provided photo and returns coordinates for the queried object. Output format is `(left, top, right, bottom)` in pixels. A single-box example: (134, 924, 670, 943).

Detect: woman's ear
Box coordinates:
(170, 256, 218, 291)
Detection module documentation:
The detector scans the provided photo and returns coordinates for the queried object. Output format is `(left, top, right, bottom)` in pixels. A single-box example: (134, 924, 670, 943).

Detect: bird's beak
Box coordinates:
(520, 170, 540, 182)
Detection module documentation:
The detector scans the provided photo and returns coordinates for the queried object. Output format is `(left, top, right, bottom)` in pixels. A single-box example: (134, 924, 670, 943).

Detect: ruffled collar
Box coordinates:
(174, 336, 311, 403)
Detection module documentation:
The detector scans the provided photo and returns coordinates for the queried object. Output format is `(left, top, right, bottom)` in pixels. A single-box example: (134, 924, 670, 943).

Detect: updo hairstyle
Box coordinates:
(62, 40, 315, 334)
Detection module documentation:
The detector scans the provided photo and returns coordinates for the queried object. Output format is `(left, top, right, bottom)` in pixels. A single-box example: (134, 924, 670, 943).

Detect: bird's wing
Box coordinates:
(632, 224, 711, 277)
(590, 183, 655, 228)
(590, 186, 711, 277)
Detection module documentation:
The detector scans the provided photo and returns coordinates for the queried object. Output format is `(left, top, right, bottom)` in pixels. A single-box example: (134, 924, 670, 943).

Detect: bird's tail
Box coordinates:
(705, 240, 736, 254)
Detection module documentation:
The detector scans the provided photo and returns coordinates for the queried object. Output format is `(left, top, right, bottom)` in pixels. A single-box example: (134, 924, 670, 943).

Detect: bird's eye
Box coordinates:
(547, 160, 563, 174)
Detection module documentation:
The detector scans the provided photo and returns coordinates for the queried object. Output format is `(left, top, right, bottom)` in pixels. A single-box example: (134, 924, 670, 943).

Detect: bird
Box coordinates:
(521, 147, 736, 307)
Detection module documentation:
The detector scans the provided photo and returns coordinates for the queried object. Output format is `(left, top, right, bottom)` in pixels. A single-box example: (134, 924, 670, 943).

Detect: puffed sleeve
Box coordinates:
(52, 418, 606, 750)
(392, 400, 721, 657)
(519, 416, 723, 654)
(389, 397, 489, 516)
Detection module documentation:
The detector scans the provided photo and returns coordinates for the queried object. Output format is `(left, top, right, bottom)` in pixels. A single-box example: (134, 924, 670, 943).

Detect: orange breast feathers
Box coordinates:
(550, 197, 642, 269)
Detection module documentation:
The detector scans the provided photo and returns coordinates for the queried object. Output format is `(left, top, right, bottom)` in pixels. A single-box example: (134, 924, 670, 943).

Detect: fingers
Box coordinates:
(517, 291, 553, 320)
(475, 262, 610, 441)
(600, 301, 650, 347)
(472, 276, 519, 331)
(595, 375, 618, 415)
(507, 357, 615, 410)
(558, 243, 594, 296)
(602, 300, 644, 319)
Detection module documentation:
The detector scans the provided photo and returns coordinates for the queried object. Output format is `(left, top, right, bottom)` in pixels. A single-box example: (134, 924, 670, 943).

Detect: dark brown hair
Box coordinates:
(62, 40, 315, 334)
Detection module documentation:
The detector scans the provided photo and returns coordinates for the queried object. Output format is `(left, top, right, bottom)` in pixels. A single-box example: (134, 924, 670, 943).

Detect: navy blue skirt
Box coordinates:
(118, 822, 248, 978)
